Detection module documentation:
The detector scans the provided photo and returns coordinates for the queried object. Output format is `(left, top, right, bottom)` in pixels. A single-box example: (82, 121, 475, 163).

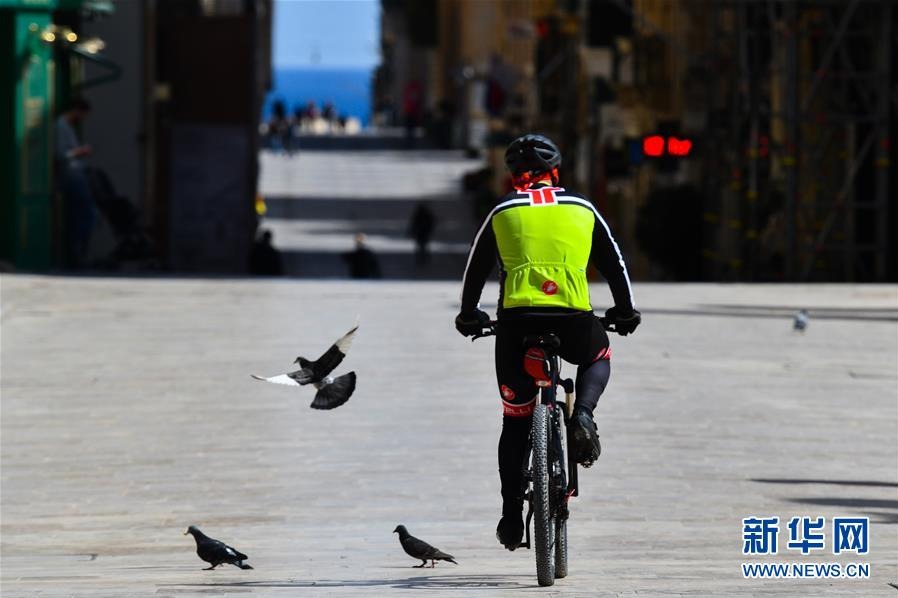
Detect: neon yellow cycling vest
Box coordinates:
(491, 189, 595, 311)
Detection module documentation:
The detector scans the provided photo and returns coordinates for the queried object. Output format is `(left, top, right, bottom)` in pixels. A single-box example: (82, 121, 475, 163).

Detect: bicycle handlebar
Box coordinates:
(598, 316, 617, 333)
(471, 315, 618, 341)
(471, 321, 497, 341)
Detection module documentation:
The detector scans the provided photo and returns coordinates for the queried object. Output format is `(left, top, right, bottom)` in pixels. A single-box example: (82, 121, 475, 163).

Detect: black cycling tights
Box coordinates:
(575, 358, 611, 414)
(498, 358, 610, 507)
(499, 416, 532, 507)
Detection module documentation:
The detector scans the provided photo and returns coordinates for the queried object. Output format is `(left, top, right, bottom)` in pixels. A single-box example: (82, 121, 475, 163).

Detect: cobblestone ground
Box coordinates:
(2, 276, 896, 597)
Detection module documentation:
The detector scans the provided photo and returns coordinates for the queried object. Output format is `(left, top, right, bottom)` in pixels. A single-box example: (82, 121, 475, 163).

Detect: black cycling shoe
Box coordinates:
(496, 514, 525, 550)
(569, 409, 601, 467)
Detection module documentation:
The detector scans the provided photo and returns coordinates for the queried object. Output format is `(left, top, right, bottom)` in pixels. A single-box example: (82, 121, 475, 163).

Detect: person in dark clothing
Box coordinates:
(342, 233, 382, 279)
(267, 100, 292, 154)
(454, 134, 641, 550)
(408, 202, 436, 266)
(56, 97, 95, 268)
(248, 229, 284, 276)
(403, 80, 423, 147)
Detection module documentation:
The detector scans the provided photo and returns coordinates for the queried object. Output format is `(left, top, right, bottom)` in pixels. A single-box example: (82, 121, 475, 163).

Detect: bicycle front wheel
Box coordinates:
(532, 402, 556, 586)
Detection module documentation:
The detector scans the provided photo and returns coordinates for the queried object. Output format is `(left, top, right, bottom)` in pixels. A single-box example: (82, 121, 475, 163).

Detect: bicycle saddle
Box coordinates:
(522, 333, 561, 350)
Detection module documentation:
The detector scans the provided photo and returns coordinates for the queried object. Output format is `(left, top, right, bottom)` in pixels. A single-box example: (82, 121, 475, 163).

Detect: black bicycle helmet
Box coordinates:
(504, 134, 562, 176)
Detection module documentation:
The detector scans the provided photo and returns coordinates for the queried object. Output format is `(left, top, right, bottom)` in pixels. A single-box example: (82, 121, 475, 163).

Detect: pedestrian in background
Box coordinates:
(342, 233, 382, 279)
(408, 202, 436, 266)
(402, 79, 423, 147)
(248, 229, 284, 276)
(267, 100, 293, 154)
(55, 97, 95, 268)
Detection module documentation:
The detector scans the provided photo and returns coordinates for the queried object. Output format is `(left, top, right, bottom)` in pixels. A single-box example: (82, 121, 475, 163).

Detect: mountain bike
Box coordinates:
(474, 321, 604, 587)
(474, 317, 619, 586)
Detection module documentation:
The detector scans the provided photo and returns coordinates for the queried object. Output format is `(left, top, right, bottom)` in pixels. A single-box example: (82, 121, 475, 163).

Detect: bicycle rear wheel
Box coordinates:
(532, 402, 555, 586)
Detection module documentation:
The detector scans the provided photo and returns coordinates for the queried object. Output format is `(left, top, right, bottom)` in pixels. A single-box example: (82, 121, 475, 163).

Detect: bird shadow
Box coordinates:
(166, 573, 537, 591)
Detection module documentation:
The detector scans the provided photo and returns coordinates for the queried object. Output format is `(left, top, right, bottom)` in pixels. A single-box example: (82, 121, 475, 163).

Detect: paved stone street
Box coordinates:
(2, 276, 896, 597)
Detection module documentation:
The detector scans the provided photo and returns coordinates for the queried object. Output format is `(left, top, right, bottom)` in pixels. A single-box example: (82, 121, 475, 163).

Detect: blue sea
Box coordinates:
(261, 67, 373, 127)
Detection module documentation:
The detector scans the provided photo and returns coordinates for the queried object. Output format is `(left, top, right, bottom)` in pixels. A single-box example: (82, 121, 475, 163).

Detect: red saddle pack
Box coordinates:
(523, 347, 552, 387)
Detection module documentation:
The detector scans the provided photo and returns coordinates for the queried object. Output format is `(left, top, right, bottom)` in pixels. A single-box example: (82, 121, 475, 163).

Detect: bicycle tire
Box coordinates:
(532, 402, 555, 586)
(555, 517, 568, 578)
(552, 408, 569, 578)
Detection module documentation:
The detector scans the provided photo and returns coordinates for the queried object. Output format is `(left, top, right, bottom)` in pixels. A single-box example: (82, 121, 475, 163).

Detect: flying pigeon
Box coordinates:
(393, 525, 458, 568)
(793, 309, 809, 332)
(184, 526, 253, 570)
(251, 324, 358, 409)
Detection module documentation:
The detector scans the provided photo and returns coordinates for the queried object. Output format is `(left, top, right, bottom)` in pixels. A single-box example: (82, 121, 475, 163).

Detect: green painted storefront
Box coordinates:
(0, 0, 57, 270)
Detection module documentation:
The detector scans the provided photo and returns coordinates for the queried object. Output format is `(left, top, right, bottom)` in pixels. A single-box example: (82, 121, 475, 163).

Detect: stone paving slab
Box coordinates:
(1, 276, 896, 597)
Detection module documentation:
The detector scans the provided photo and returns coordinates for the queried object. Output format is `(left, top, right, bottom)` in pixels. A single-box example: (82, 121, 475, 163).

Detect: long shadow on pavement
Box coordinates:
(262, 193, 479, 280)
(752, 478, 898, 488)
(167, 573, 537, 591)
(751, 479, 898, 525)
(264, 196, 476, 222)
(784, 497, 898, 516)
(280, 248, 470, 280)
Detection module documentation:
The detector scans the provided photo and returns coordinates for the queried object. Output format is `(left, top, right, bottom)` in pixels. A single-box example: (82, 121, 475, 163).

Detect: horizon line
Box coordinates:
(274, 63, 378, 70)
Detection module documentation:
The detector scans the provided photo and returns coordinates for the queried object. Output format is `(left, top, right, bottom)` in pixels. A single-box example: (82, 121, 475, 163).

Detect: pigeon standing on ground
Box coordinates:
(793, 309, 809, 332)
(393, 525, 458, 568)
(184, 526, 253, 570)
(252, 324, 358, 409)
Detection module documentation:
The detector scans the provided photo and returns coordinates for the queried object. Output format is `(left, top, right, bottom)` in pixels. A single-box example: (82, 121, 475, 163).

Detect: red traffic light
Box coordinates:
(641, 135, 693, 158)
(642, 135, 665, 157)
(667, 137, 692, 156)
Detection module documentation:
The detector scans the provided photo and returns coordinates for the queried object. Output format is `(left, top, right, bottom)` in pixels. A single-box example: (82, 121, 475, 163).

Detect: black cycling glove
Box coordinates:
(455, 308, 491, 337)
(605, 306, 641, 336)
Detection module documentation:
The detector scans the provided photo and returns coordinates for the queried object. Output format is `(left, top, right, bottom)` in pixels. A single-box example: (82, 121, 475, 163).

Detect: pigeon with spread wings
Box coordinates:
(252, 324, 358, 409)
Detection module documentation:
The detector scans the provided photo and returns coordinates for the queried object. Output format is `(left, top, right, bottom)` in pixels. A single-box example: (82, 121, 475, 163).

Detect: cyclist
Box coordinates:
(455, 134, 640, 550)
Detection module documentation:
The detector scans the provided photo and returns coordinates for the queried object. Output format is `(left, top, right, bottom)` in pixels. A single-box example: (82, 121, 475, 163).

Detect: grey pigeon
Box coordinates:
(393, 525, 458, 568)
(185, 525, 253, 570)
(793, 309, 809, 332)
(252, 324, 358, 409)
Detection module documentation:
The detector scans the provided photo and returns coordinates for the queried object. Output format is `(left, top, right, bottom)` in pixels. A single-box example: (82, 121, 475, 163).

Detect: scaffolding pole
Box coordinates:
(704, 0, 892, 282)
(873, 3, 891, 280)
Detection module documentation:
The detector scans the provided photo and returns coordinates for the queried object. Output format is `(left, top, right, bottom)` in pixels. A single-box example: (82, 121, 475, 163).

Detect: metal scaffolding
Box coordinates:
(705, 0, 892, 281)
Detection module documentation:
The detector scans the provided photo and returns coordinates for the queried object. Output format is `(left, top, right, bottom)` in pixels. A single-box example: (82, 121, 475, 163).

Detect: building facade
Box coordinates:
(377, 0, 896, 282)
(1, 0, 273, 273)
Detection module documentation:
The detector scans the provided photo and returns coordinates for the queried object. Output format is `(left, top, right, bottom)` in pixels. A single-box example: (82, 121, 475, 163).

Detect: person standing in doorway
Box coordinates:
(55, 97, 95, 268)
